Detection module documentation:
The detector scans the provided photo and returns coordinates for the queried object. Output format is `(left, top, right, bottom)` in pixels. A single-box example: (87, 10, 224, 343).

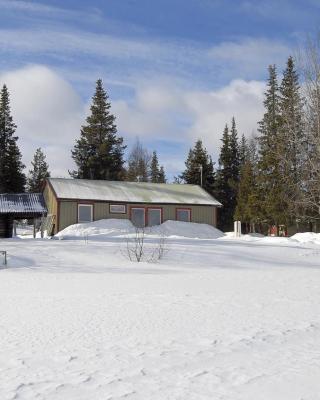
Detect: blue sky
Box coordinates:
(0, 0, 318, 178)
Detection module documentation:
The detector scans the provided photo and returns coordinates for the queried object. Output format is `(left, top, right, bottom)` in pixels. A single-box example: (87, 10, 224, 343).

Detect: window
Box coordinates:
(78, 204, 93, 223)
(131, 208, 145, 228)
(110, 204, 126, 214)
(147, 208, 162, 226)
(176, 208, 191, 222)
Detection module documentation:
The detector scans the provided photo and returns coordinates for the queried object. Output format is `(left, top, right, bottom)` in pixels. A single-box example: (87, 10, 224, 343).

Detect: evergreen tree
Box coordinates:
(257, 65, 287, 228)
(150, 151, 166, 183)
(229, 117, 240, 179)
(71, 79, 126, 180)
(235, 138, 261, 232)
(0, 85, 26, 193)
(279, 56, 305, 220)
(239, 134, 248, 166)
(27, 148, 50, 192)
(158, 166, 166, 183)
(150, 151, 160, 183)
(126, 138, 150, 182)
(216, 119, 241, 231)
(180, 139, 215, 195)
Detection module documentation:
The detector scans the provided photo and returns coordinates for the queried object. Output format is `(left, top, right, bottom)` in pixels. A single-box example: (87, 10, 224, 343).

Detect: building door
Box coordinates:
(131, 208, 145, 228)
(147, 208, 162, 226)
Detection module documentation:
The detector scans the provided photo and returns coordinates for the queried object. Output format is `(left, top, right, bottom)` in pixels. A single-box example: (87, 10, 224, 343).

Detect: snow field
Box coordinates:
(0, 226, 320, 399)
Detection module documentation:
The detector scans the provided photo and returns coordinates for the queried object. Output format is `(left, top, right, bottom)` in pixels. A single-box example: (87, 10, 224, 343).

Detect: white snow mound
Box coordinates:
(290, 232, 320, 244)
(150, 220, 224, 239)
(55, 219, 135, 239)
(55, 219, 224, 240)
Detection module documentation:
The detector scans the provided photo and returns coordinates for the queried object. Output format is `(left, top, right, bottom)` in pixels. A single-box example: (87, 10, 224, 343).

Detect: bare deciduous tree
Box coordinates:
(126, 138, 151, 182)
(297, 34, 320, 226)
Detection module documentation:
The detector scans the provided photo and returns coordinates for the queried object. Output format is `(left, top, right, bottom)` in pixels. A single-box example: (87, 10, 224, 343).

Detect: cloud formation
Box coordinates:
(0, 25, 291, 87)
(0, 65, 85, 177)
(114, 79, 265, 159)
(0, 65, 265, 179)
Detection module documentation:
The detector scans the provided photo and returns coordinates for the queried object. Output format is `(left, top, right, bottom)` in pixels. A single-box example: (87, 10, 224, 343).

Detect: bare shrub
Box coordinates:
(123, 227, 168, 263)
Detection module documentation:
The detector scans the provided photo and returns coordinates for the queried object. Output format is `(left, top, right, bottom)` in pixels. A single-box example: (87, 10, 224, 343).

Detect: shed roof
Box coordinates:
(0, 193, 47, 215)
(48, 178, 221, 206)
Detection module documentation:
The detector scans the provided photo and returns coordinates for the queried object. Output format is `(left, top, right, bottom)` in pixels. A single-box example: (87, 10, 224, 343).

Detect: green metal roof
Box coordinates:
(48, 178, 221, 206)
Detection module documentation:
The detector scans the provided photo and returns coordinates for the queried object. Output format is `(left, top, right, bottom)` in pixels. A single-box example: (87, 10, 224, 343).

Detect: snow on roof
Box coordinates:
(48, 178, 222, 206)
(0, 193, 47, 215)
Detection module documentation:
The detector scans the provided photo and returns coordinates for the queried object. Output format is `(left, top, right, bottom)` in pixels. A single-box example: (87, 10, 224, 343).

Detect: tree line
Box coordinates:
(0, 78, 167, 194)
(1, 36, 320, 233)
(180, 52, 318, 233)
(70, 79, 166, 184)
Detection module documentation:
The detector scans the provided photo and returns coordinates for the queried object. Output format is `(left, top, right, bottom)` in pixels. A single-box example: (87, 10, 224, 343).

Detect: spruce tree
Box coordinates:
(158, 166, 166, 183)
(235, 138, 260, 232)
(216, 120, 241, 231)
(0, 85, 26, 193)
(71, 79, 126, 180)
(279, 56, 305, 221)
(229, 117, 240, 178)
(27, 148, 50, 192)
(257, 65, 287, 228)
(150, 151, 160, 183)
(149, 151, 166, 183)
(180, 139, 215, 195)
(239, 134, 248, 166)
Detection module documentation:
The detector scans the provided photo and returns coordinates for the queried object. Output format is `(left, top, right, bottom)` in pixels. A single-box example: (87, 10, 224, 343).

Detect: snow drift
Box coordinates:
(149, 220, 224, 239)
(55, 219, 224, 240)
(55, 219, 135, 239)
(290, 232, 320, 245)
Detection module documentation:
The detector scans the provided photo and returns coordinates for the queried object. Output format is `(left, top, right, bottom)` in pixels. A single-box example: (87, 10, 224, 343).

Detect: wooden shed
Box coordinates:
(43, 178, 222, 234)
(0, 193, 47, 238)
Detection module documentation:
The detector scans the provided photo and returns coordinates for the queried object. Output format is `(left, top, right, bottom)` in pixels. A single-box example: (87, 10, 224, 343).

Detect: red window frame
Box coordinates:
(146, 207, 163, 226)
(129, 206, 163, 227)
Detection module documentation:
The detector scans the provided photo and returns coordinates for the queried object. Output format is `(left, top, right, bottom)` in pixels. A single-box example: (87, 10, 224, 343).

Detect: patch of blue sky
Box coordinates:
(0, 0, 319, 177)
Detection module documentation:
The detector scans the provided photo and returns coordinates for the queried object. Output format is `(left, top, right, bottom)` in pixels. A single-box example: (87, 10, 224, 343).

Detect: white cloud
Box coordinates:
(0, 0, 102, 21)
(0, 0, 67, 14)
(0, 28, 172, 62)
(114, 79, 265, 160)
(0, 65, 85, 177)
(184, 80, 265, 159)
(0, 26, 292, 86)
(0, 65, 265, 180)
(208, 38, 291, 77)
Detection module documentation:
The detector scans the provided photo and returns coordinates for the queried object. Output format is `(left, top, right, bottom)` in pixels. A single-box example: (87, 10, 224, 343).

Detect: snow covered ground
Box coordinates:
(0, 221, 320, 399)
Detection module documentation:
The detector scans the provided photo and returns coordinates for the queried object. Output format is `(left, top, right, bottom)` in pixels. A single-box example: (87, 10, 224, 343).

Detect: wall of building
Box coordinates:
(43, 183, 58, 233)
(59, 201, 78, 232)
(57, 200, 218, 232)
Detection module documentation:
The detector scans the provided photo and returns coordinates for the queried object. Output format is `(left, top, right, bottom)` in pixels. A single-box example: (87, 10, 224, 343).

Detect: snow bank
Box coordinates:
(56, 219, 224, 240)
(55, 219, 135, 240)
(150, 220, 224, 239)
(290, 232, 320, 244)
(221, 232, 265, 240)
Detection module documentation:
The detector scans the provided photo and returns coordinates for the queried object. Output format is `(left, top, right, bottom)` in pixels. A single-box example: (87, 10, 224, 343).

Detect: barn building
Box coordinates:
(0, 193, 47, 238)
(44, 178, 221, 234)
